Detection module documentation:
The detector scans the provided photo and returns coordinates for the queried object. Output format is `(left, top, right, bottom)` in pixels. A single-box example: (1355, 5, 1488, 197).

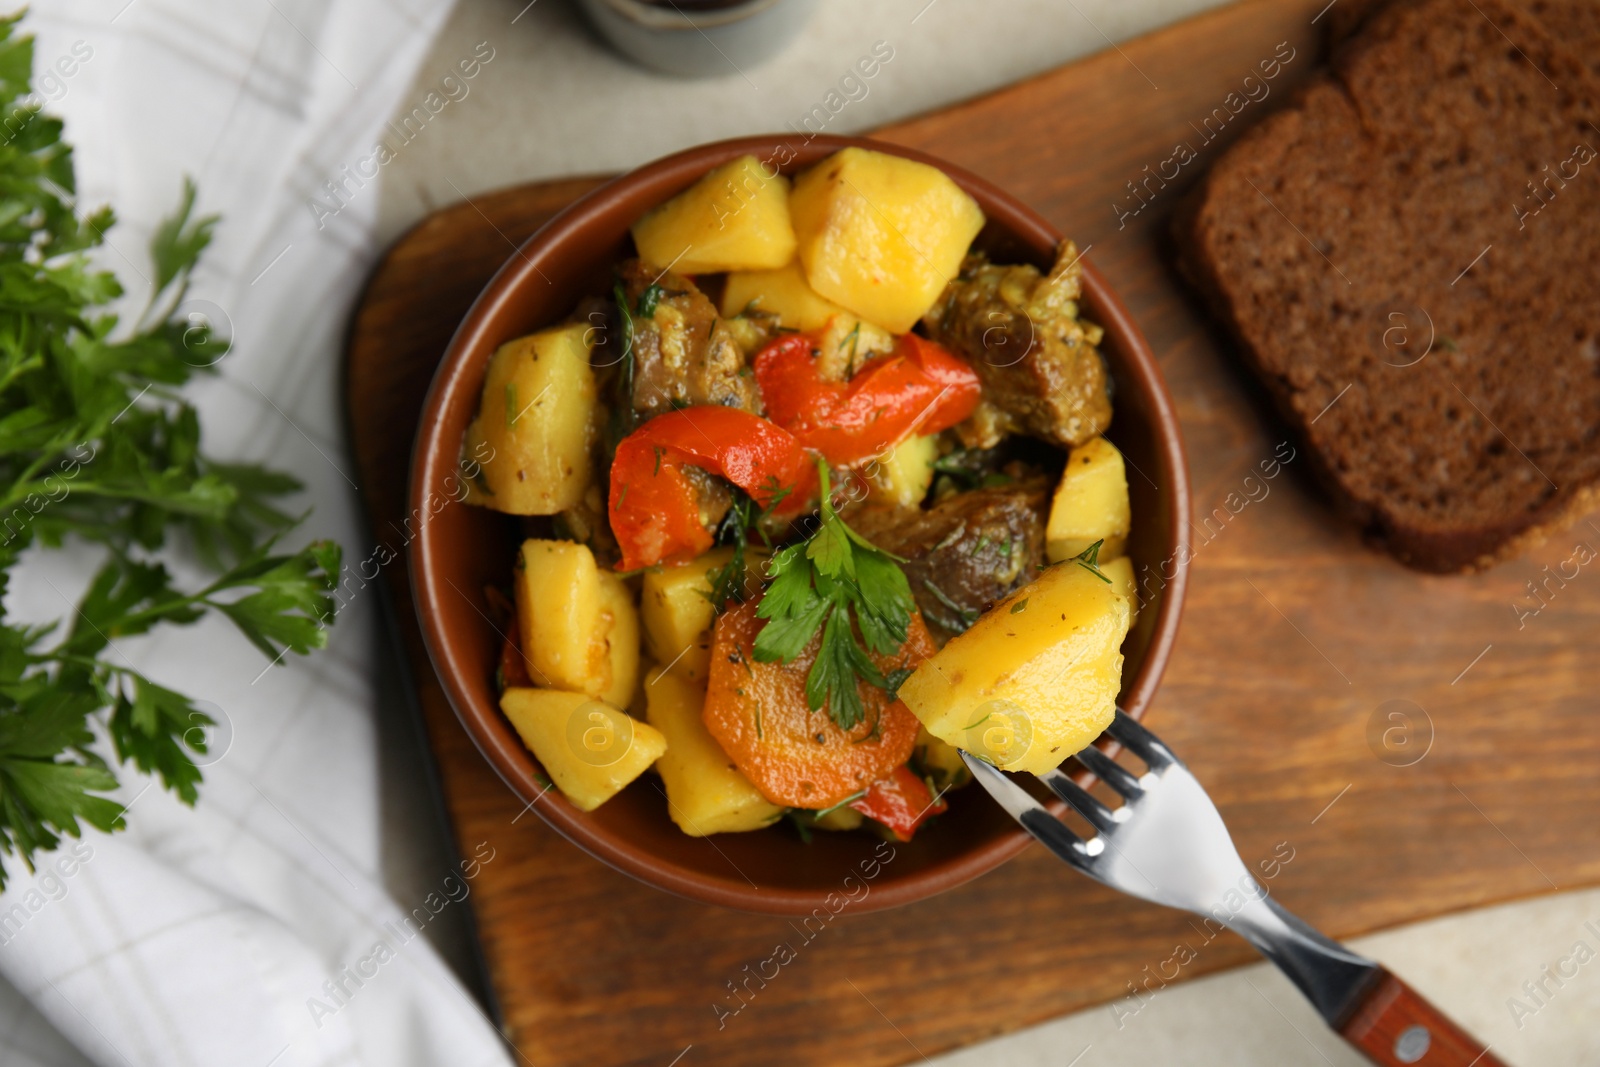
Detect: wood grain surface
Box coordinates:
(344, 2, 1600, 1063)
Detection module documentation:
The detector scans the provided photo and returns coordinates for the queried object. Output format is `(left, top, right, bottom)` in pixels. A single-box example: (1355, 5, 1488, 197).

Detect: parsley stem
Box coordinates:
(0, 354, 44, 396)
(9, 480, 226, 513)
(812, 790, 867, 819)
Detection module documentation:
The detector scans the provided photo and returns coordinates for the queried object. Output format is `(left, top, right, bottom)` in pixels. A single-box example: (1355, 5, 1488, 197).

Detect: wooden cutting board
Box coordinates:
(345, 2, 1600, 1063)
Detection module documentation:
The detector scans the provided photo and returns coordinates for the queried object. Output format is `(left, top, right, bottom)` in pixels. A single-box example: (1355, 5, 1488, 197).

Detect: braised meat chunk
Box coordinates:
(848, 475, 1050, 638)
(680, 462, 734, 533)
(620, 260, 761, 417)
(923, 240, 1111, 449)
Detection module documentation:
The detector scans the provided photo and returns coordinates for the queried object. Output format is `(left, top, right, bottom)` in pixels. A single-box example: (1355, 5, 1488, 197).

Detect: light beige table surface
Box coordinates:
(373, 2, 1600, 1064)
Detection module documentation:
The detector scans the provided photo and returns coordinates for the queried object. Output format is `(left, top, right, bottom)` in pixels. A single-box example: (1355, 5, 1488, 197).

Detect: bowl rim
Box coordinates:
(408, 132, 1191, 914)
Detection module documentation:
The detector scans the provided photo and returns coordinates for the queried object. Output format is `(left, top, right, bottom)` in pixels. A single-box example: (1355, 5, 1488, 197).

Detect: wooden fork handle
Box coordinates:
(1338, 967, 1506, 1066)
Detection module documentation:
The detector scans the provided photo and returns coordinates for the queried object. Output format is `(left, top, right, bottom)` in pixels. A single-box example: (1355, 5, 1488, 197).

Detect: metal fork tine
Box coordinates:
(1035, 767, 1118, 832)
(1074, 745, 1144, 798)
(961, 753, 1092, 868)
(960, 752, 1053, 822)
(1105, 709, 1177, 768)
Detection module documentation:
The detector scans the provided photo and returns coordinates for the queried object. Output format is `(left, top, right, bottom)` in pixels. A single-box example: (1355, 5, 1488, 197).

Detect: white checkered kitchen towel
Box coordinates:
(1, 2, 515, 1065)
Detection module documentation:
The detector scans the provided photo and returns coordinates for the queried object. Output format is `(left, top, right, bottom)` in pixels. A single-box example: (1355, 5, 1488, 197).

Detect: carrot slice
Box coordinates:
(703, 597, 934, 808)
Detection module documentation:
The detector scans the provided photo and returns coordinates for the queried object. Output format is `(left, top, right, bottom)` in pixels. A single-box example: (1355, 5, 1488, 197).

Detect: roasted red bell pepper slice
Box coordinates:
(753, 332, 981, 466)
(609, 406, 815, 571)
(849, 762, 948, 842)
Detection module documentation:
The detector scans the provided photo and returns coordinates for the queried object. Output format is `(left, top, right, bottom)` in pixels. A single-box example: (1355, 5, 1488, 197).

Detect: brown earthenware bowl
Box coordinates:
(410, 134, 1190, 915)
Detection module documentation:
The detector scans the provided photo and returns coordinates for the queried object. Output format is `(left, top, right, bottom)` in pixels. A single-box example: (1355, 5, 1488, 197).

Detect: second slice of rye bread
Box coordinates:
(1174, 0, 1600, 572)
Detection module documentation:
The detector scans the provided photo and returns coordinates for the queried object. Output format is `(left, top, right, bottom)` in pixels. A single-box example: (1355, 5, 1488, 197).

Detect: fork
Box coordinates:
(963, 710, 1507, 1067)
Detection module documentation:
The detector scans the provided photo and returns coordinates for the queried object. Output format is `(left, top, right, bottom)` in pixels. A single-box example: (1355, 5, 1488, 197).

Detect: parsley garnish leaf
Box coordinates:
(851, 550, 913, 654)
(883, 667, 914, 700)
(636, 283, 663, 319)
(148, 176, 216, 298)
(808, 513, 856, 578)
(751, 460, 913, 730)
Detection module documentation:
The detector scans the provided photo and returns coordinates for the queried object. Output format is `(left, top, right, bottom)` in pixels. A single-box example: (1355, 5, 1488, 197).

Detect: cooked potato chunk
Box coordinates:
(632, 155, 796, 273)
(867, 434, 938, 507)
(1046, 436, 1130, 563)
(515, 539, 608, 695)
(645, 667, 782, 835)
(813, 311, 895, 382)
(597, 571, 641, 709)
(1100, 555, 1139, 627)
(464, 324, 597, 515)
(898, 562, 1130, 774)
(720, 261, 849, 331)
(789, 147, 985, 333)
(500, 687, 666, 812)
(640, 546, 763, 684)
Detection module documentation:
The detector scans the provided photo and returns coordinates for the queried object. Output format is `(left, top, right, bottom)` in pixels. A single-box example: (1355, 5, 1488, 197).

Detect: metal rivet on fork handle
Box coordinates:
(1394, 1025, 1431, 1063)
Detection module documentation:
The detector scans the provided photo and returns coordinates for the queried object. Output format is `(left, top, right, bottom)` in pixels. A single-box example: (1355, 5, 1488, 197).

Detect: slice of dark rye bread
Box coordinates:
(1173, 0, 1600, 572)
(1327, 0, 1600, 77)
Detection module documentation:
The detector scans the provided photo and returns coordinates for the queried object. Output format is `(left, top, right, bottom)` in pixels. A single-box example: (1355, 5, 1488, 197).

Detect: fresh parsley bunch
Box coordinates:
(0, 16, 340, 888)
